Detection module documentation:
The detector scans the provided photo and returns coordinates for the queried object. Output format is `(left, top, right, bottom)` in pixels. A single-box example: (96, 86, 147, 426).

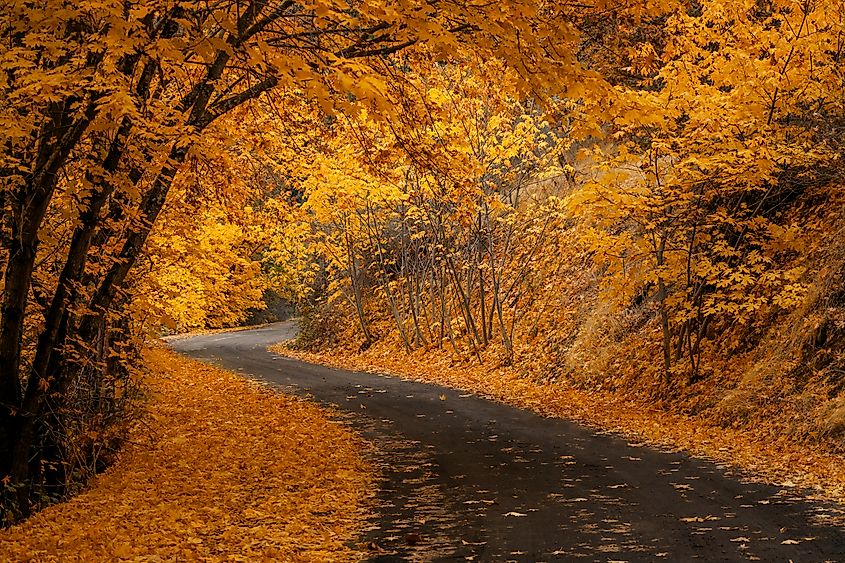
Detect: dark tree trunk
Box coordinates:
(0, 100, 96, 500)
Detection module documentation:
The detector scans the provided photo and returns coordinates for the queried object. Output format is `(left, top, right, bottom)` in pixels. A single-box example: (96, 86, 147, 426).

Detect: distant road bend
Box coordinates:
(171, 322, 845, 562)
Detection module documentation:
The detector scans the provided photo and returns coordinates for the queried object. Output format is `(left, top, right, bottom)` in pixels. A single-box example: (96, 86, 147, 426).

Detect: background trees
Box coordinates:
(571, 0, 844, 382)
(1, 0, 627, 521)
(268, 59, 566, 361)
(275, 0, 845, 451)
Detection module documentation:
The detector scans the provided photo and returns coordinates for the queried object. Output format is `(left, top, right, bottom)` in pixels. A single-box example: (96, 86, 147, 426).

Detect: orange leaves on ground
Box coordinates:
(0, 348, 374, 562)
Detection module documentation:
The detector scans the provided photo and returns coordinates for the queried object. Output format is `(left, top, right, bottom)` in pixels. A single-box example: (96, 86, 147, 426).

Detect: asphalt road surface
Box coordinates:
(170, 322, 845, 562)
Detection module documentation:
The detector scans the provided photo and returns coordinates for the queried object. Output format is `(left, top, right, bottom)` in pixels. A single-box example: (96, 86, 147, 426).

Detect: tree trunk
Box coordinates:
(0, 100, 95, 495)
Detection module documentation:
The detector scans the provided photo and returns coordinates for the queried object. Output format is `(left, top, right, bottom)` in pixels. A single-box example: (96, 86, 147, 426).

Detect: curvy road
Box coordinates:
(171, 321, 845, 562)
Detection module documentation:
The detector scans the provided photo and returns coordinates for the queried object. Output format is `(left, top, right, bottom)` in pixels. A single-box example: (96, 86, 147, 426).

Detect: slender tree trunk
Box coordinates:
(446, 256, 482, 361)
(655, 235, 672, 382)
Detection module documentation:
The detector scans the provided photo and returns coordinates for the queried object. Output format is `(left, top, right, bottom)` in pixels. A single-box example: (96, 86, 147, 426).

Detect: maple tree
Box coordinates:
(570, 0, 844, 382)
(270, 57, 566, 361)
(277, 0, 845, 459)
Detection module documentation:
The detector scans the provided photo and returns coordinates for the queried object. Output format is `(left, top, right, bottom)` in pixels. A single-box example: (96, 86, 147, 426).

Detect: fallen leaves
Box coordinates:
(679, 515, 720, 523)
(0, 347, 374, 562)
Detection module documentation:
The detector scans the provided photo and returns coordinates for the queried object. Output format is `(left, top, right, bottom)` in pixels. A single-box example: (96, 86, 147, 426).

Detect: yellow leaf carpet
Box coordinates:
(0, 347, 374, 562)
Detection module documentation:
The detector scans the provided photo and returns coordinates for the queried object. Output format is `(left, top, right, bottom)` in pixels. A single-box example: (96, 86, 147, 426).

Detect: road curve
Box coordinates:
(170, 322, 845, 562)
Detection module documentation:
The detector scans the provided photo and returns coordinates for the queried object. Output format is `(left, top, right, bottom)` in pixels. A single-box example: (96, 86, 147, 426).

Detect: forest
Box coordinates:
(2, 0, 845, 542)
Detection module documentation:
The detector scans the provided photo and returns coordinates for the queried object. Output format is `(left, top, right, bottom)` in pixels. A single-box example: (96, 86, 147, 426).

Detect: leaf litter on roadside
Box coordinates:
(0, 347, 375, 561)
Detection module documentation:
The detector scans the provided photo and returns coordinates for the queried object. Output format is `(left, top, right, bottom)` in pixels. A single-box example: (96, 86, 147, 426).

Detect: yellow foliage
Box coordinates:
(6, 0, 845, 527)
(138, 211, 268, 332)
(262, 1, 845, 479)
